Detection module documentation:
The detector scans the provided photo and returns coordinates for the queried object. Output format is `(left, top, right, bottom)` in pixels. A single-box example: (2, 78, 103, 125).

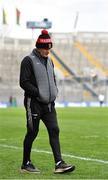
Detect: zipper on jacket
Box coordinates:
(46, 66, 51, 103)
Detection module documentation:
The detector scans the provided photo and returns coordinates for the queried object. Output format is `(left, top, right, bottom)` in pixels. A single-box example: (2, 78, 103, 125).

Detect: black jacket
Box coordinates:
(20, 49, 38, 98)
(20, 49, 56, 100)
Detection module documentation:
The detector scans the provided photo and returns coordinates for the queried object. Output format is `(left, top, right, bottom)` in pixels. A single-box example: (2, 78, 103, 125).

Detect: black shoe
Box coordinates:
(54, 160, 75, 174)
(21, 161, 40, 173)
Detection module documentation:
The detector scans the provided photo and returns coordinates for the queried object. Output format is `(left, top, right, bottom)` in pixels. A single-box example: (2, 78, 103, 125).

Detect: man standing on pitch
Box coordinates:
(19, 29, 75, 174)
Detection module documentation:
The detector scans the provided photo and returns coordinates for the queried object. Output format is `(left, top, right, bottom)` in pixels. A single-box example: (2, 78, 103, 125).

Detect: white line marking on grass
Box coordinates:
(0, 144, 108, 165)
(81, 135, 108, 139)
(0, 139, 7, 141)
(81, 135, 99, 138)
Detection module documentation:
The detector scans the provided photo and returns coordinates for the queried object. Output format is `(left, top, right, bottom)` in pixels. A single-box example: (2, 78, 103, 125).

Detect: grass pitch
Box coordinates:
(0, 107, 108, 179)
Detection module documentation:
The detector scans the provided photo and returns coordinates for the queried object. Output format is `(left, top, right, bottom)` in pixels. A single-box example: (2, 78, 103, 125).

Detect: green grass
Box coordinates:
(0, 107, 108, 179)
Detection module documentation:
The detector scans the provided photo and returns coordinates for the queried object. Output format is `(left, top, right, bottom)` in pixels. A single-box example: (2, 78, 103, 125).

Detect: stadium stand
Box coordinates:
(52, 32, 108, 105)
(0, 32, 108, 106)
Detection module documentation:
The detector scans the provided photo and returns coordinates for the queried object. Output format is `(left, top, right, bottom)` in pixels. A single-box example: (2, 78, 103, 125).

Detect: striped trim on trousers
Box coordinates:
(27, 97, 33, 130)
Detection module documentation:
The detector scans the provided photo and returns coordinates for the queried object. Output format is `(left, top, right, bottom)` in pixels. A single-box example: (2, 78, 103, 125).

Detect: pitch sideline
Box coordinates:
(0, 143, 108, 165)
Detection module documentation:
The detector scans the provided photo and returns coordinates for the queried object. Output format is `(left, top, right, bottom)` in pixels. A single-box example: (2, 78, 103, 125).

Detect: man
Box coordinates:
(98, 94, 105, 107)
(19, 29, 75, 174)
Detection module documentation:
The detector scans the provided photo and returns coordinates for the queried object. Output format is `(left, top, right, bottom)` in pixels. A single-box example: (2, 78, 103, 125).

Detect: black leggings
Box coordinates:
(23, 97, 62, 165)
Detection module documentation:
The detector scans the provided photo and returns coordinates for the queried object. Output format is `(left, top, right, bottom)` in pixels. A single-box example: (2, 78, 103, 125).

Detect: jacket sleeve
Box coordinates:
(19, 56, 38, 97)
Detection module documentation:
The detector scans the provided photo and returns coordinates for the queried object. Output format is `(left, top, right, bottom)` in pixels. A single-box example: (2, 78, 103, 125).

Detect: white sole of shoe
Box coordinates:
(54, 166, 75, 174)
(20, 168, 40, 174)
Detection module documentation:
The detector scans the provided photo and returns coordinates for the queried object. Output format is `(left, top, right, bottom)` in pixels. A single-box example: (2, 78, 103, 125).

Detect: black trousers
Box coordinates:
(22, 97, 62, 165)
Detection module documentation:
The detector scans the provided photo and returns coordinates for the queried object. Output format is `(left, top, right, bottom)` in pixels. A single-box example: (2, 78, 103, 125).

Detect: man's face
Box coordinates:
(38, 48, 50, 58)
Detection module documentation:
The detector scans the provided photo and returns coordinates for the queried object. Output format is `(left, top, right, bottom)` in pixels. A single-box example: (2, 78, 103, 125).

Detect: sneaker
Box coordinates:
(20, 161, 40, 173)
(54, 160, 75, 174)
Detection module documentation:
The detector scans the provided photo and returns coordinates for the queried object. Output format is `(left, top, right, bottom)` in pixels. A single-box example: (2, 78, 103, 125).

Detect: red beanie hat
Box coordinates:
(36, 29, 53, 49)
